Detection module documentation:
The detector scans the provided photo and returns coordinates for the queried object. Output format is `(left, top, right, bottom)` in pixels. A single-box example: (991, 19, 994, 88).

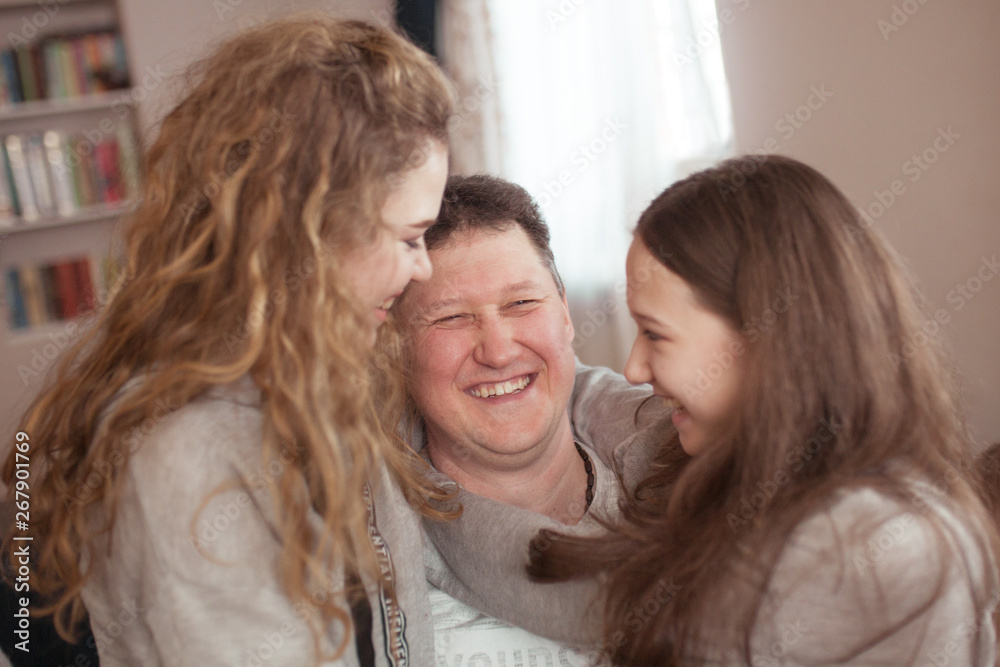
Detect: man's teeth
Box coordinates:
(471, 376, 531, 398)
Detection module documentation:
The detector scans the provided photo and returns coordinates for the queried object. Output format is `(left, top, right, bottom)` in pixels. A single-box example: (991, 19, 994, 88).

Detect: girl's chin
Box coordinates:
(679, 439, 699, 456)
(677, 429, 705, 457)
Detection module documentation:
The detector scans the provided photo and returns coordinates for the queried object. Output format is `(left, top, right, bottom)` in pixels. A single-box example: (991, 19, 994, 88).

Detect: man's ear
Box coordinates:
(561, 291, 574, 341)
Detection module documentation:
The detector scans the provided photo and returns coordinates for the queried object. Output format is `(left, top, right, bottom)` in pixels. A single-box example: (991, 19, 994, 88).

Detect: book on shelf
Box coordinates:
(16, 263, 45, 327)
(1, 29, 130, 106)
(23, 134, 56, 217)
(4, 134, 38, 221)
(0, 142, 14, 225)
(3, 269, 25, 329)
(43, 130, 77, 217)
(0, 51, 20, 105)
(52, 260, 79, 319)
(0, 124, 140, 226)
(3, 255, 111, 331)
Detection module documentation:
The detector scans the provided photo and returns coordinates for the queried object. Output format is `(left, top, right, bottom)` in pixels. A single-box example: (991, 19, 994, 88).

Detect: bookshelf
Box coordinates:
(0, 0, 137, 428)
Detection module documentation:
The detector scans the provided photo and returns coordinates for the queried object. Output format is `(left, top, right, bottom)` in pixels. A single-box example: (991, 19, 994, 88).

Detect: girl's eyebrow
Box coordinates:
(631, 310, 678, 336)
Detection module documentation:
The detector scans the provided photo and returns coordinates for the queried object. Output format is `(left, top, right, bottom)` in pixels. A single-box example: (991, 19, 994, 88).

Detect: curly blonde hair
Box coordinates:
(2, 14, 453, 661)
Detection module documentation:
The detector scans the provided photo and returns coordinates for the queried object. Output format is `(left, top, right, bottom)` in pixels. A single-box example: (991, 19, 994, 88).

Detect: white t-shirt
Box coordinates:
(427, 441, 618, 667)
(429, 583, 592, 667)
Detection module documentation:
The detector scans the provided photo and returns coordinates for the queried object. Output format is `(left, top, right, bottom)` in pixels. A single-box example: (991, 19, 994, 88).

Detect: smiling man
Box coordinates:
(402, 190, 588, 525)
(392, 175, 676, 661)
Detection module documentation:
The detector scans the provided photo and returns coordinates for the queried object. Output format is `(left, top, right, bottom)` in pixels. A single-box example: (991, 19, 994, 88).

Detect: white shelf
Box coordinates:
(4, 314, 96, 344)
(0, 89, 136, 122)
(0, 202, 131, 235)
(0, 0, 101, 10)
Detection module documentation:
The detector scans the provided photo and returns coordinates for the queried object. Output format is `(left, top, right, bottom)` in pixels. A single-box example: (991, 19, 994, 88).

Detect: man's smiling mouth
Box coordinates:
(468, 374, 534, 398)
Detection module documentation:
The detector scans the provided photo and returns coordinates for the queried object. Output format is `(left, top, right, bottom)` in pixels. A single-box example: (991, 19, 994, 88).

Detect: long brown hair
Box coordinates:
(1, 15, 453, 661)
(529, 155, 999, 663)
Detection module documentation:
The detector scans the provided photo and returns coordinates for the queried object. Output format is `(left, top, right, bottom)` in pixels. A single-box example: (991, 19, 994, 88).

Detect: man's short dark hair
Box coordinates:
(426, 174, 564, 295)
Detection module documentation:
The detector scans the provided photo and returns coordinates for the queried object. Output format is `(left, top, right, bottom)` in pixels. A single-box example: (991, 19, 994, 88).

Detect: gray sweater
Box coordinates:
(80, 376, 433, 666)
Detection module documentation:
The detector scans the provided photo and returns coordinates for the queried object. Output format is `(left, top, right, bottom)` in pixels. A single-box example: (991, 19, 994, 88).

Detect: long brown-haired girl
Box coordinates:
(1, 15, 452, 666)
(530, 155, 1000, 664)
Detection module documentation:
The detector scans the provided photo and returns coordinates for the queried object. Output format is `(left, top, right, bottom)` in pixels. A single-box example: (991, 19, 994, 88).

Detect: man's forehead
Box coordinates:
(406, 228, 555, 315)
(415, 277, 551, 318)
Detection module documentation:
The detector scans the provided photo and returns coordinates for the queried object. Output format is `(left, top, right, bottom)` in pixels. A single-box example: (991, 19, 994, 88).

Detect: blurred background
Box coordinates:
(0, 0, 997, 448)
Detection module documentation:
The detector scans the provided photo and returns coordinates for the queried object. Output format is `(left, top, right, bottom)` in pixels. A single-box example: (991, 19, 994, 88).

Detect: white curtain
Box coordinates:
(438, 0, 734, 371)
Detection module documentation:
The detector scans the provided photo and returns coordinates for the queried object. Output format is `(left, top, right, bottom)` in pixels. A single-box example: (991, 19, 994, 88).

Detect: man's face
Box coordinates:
(400, 225, 576, 469)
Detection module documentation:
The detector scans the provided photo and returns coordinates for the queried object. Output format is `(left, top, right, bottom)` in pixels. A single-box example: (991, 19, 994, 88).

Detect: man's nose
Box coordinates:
(473, 316, 519, 368)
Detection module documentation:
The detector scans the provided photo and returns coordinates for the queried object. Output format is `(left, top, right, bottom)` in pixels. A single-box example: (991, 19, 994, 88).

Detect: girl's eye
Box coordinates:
(643, 330, 665, 342)
(405, 238, 423, 250)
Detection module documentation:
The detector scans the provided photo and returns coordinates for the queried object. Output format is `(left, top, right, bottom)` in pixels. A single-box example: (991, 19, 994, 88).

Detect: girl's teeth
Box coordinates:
(380, 296, 395, 310)
(663, 397, 682, 410)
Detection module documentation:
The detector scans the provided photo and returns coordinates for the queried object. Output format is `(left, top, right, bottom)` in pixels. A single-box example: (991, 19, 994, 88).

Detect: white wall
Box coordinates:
(718, 0, 1000, 446)
(118, 0, 394, 133)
